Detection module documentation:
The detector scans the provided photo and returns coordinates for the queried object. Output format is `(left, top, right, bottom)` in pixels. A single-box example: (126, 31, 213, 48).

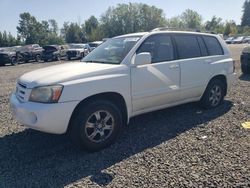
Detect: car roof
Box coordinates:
(114, 30, 221, 39)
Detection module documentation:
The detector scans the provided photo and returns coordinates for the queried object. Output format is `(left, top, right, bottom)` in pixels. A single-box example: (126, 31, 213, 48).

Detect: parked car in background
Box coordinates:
(241, 46, 250, 74)
(88, 41, 103, 51)
(243, 36, 250, 43)
(225, 37, 235, 44)
(66, 43, 91, 60)
(42, 45, 68, 62)
(10, 30, 235, 151)
(232, 36, 245, 44)
(17, 44, 44, 63)
(0, 47, 18, 66)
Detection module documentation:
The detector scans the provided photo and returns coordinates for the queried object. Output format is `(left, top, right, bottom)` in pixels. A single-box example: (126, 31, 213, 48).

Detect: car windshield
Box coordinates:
(82, 36, 141, 64)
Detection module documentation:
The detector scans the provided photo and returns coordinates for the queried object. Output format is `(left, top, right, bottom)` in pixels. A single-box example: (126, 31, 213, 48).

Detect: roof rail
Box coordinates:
(150, 27, 223, 36)
(151, 27, 200, 32)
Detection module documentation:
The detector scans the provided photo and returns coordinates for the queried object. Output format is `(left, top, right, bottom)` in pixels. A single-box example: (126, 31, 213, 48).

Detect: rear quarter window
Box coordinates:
(203, 36, 224, 56)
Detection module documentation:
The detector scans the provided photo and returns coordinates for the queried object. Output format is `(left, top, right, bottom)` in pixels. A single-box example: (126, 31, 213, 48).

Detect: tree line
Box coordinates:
(1, 1, 250, 47)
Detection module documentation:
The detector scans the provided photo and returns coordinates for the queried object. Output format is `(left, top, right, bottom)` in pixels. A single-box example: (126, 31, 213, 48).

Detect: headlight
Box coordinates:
(29, 85, 63, 103)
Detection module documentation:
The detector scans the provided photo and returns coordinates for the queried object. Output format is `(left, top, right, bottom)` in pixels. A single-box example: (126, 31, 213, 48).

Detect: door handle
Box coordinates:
(169, 64, 179, 69)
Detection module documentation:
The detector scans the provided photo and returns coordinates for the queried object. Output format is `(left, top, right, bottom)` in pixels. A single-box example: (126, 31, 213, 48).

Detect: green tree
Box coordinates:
(166, 16, 185, 29)
(181, 9, 202, 29)
(224, 21, 237, 36)
(242, 0, 250, 26)
(84, 16, 102, 41)
(100, 3, 166, 38)
(17, 12, 42, 44)
(48, 19, 59, 34)
(64, 23, 86, 43)
(205, 16, 224, 32)
(2, 31, 8, 47)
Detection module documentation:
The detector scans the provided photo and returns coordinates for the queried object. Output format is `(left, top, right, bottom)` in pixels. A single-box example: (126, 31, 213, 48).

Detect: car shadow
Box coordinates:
(239, 73, 250, 81)
(0, 101, 233, 187)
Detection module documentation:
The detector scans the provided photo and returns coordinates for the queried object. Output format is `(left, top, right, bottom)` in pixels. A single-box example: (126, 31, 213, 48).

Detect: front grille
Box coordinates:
(67, 51, 77, 57)
(16, 82, 27, 102)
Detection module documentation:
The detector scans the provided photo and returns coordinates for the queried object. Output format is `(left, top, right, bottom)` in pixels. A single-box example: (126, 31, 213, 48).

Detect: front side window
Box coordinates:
(203, 36, 224, 56)
(174, 35, 201, 59)
(82, 36, 141, 64)
(137, 35, 174, 63)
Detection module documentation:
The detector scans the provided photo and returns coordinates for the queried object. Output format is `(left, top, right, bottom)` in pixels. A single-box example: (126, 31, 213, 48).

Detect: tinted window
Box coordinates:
(137, 35, 174, 63)
(203, 36, 223, 56)
(197, 36, 208, 56)
(174, 35, 201, 59)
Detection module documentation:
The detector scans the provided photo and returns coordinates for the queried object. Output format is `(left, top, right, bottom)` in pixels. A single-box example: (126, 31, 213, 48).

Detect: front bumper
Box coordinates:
(10, 93, 79, 134)
(67, 51, 82, 59)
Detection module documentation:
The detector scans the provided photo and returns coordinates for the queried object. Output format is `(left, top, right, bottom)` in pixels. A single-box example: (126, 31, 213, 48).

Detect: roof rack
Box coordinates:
(150, 27, 220, 35)
(151, 27, 200, 32)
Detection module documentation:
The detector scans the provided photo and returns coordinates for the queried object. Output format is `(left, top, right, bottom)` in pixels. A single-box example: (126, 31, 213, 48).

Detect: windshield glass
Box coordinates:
(69, 44, 84, 49)
(82, 36, 141, 64)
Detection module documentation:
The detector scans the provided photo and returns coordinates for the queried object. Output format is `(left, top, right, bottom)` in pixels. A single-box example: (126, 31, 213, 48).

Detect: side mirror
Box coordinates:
(133, 52, 151, 66)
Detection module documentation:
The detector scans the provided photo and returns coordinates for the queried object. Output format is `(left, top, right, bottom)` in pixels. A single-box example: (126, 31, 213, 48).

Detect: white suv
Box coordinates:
(10, 30, 236, 151)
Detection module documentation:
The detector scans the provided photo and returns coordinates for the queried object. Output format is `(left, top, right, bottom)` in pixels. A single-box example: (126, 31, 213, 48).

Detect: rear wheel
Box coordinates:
(200, 79, 225, 109)
(11, 57, 18, 66)
(69, 100, 122, 152)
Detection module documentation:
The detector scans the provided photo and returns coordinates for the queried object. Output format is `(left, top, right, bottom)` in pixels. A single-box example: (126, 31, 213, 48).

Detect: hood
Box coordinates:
(19, 62, 125, 88)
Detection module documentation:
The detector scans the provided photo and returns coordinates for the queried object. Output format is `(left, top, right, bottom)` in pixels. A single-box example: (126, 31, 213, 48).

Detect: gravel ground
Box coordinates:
(0, 45, 249, 187)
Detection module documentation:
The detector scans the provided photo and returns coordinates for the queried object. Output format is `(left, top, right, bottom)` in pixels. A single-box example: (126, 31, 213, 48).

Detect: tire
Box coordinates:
(57, 55, 61, 61)
(11, 57, 18, 66)
(241, 65, 250, 74)
(69, 100, 123, 152)
(35, 54, 42, 63)
(80, 53, 84, 59)
(200, 79, 225, 109)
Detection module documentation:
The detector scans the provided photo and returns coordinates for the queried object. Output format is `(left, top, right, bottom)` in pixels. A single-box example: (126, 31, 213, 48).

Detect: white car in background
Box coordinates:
(10, 30, 236, 151)
(66, 43, 91, 60)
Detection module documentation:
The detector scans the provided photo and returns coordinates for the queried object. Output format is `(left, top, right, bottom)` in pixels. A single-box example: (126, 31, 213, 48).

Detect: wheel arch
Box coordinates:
(205, 74, 228, 97)
(67, 92, 128, 133)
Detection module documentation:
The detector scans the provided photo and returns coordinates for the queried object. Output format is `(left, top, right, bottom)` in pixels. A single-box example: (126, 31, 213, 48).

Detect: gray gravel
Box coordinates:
(0, 47, 250, 187)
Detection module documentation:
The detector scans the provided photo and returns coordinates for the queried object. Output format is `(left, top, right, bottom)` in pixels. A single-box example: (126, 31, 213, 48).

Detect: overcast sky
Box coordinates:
(0, 0, 245, 35)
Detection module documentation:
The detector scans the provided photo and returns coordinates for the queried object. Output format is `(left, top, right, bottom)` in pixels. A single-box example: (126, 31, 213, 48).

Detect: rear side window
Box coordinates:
(197, 37, 208, 56)
(137, 35, 174, 63)
(203, 36, 224, 56)
(174, 35, 201, 59)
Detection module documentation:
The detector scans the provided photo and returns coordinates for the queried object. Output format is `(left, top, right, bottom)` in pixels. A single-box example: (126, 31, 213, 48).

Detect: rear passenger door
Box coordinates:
(173, 34, 212, 100)
(131, 34, 180, 112)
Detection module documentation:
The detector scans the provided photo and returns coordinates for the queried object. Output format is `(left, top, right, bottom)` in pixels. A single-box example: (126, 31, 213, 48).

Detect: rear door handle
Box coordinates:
(169, 64, 179, 69)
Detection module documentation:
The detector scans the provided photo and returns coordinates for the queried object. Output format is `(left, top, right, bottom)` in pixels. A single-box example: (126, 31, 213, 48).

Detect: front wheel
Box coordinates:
(69, 100, 122, 152)
(11, 57, 18, 66)
(35, 54, 42, 63)
(200, 79, 225, 109)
